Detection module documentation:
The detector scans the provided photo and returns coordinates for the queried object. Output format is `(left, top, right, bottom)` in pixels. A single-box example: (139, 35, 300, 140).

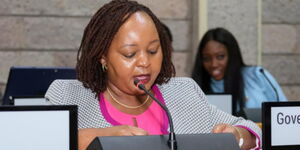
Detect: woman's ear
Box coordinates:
(100, 56, 108, 72)
(100, 56, 107, 65)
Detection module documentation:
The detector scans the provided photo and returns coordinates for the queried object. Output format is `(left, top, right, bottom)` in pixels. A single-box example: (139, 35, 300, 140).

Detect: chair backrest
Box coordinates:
(2, 66, 76, 105)
(243, 108, 261, 122)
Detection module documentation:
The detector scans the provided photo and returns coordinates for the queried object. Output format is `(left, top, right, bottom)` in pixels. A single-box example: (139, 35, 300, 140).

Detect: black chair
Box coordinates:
(0, 90, 3, 104)
(2, 66, 76, 105)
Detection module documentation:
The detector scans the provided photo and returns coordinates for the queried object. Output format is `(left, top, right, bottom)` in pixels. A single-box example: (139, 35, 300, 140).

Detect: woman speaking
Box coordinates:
(45, 1, 261, 150)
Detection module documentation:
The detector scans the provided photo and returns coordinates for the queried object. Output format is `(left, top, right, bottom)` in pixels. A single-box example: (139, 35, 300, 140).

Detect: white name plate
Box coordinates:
(271, 106, 300, 146)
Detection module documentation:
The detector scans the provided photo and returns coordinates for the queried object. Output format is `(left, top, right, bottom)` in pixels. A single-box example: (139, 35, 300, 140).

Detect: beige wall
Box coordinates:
(0, 0, 193, 99)
(262, 0, 300, 100)
(0, 0, 299, 101)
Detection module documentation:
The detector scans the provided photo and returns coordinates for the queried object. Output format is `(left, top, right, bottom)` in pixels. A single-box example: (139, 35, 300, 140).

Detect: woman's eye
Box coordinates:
(124, 53, 136, 58)
(149, 50, 157, 55)
(217, 54, 225, 60)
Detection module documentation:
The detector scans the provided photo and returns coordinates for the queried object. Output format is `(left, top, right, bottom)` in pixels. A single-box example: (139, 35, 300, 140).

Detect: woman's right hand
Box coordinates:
(78, 125, 148, 150)
(106, 125, 149, 136)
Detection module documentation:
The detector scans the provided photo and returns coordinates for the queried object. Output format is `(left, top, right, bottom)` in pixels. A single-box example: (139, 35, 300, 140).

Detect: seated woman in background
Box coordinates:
(192, 27, 287, 115)
(45, 1, 260, 150)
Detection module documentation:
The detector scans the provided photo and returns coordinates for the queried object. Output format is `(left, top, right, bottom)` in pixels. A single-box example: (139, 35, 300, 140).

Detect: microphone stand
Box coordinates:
(134, 79, 177, 150)
(260, 68, 279, 102)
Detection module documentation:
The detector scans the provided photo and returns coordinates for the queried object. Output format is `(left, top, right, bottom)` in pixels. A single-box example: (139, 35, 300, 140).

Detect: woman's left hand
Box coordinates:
(212, 123, 257, 150)
(212, 123, 241, 142)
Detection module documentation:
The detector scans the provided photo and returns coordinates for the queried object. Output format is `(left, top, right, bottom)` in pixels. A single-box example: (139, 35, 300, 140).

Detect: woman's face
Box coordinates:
(101, 12, 163, 95)
(202, 40, 228, 81)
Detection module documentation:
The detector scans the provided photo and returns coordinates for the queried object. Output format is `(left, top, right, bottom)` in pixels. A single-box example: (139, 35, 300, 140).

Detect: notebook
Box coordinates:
(2, 66, 76, 105)
(262, 101, 300, 150)
(206, 94, 233, 114)
(0, 105, 77, 150)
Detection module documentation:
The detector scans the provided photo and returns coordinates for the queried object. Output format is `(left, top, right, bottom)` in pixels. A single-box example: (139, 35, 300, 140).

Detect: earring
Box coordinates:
(102, 64, 107, 72)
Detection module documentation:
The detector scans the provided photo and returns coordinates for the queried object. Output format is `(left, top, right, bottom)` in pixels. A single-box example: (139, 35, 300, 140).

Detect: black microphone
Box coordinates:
(134, 79, 177, 150)
(259, 68, 279, 102)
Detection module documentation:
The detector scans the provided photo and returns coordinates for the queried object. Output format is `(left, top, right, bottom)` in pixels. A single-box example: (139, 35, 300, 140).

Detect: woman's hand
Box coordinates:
(105, 125, 149, 136)
(79, 125, 148, 150)
(212, 123, 256, 150)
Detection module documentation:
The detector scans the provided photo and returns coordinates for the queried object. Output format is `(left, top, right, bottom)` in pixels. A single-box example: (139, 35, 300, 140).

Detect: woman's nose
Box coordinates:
(211, 58, 218, 67)
(137, 52, 150, 67)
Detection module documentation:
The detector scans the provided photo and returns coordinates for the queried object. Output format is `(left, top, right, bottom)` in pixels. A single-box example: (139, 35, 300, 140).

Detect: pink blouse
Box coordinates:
(98, 85, 169, 135)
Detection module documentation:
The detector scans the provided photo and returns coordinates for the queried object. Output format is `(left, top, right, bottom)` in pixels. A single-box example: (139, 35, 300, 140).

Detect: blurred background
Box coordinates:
(0, 0, 299, 101)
